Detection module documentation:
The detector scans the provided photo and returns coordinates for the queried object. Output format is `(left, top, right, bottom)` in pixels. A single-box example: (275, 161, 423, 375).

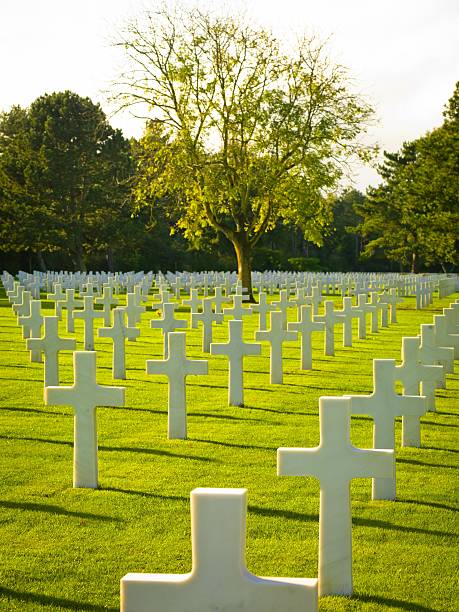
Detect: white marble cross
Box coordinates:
(379, 288, 403, 323)
(146, 332, 208, 439)
(123, 292, 145, 328)
(355, 294, 378, 339)
(47, 283, 66, 305)
(18, 298, 41, 340)
(98, 307, 140, 379)
(433, 314, 459, 358)
(151, 302, 187, 358)
(255, 311, 297, 384)
(369, 291, 388, 330)
(208, 285, 230, 314)
(346, 359, 426, 500)
(56, 289, 83, 332)
(95, 286, 119, 326)
(210, 319, 261, 406)
(419, 323, 455, 382)
(44, 351, 124, 488)
(395, 336, 444, 418)
(12, 289, 31, 319)
(305, 286, 323, 316)
(224, 295, 253, 320)
(121, 487, 318, 612)
(251, 292, 275, 332)
(191, 298, 224, 352)
(335, 297, 358, 347)
(313, 301, 343, 356)
(278, 396, 393, 597)
(183, 289, 203, 327)
(26, 316, 76, 386)
(287, 305, 325, 370)
(272, 289, 296, 328)
(73, 296, 105, 350)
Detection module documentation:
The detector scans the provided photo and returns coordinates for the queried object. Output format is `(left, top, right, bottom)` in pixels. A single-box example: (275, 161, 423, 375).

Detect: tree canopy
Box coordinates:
(354, 82, 459, 273)
(114, 5, 375, 295)
(0, 91, 134, 270)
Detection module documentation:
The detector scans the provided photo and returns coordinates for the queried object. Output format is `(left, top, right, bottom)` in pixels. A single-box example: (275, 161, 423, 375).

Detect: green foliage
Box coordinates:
(0, 92, 135, 270)
(354, 83, 459, 272)
(116, 6, 375, 288)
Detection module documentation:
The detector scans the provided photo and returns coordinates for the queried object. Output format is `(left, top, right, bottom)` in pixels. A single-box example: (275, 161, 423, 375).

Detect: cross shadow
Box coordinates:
(249, 504, 452, 536)
(120, 405, 167, 415)
(397, 457, 458, 470)
(243, 405, 314, 417)
(191, 437, 278, 452)
(397, 498, 458, 512)
(0, 586, 117, 612)
(422, 445, 459, 454)
(352, 592, 439, 611)
(99, 444, 216, 462)
(103, 486, 188, 502)
(188, 411, 264, 422)
(421, 420, 459, 428)
(1, 406, 65, 416)
(0, 500, 120, 522)
(0, 435, 215, 462)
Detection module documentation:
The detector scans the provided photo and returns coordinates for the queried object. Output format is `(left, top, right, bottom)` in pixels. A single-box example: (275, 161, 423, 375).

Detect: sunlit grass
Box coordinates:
(0, 286, 457, 611)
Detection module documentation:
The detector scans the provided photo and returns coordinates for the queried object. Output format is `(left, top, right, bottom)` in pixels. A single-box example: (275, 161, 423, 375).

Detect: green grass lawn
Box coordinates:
(0, 286, 458, 611)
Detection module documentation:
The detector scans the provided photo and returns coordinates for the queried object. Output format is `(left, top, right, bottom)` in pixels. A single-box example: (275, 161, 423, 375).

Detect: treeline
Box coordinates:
(0, 86, 457, 275)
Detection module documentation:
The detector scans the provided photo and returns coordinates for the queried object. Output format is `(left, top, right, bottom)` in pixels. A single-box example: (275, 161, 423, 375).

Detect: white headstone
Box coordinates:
(278, 397, 393, 597)
(345, 359, 426, 500)
(73, 296, 105, 350)
(210, 320, 261, 406)
(146, 332, 208, 439)
(44, 351, 124, 488)
(150, 302, 187, 358)
(255, 311, 297, 384)
(26, 316, 76, 386)
(288, 305, 325, 370)
(121, 488, 318, 612)
(191, 298, 223, 352)
(98, 307, 140, 379)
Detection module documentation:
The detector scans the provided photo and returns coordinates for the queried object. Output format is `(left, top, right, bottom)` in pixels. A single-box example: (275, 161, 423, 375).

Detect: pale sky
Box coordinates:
(1, 0, 458, 190)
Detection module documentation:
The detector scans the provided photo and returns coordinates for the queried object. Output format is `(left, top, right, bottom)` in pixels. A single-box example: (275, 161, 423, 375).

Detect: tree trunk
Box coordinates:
(36, 252, 47, 272)
(107, 248, 115, 273)
(74, 243, 86, 272)
(411, 251, 417, 274)
(232, 234, 254, 301)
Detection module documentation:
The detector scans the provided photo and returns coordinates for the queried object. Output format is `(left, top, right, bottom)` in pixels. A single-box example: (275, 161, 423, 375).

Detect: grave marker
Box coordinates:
(146, 332, 208, 439)
(121, 488, 318, 612)
(345, 359, 426, 500)
(278, 397, 393, 597)
(210, 320, 261, 406)
(45, 351, 124, 488)
(98, 307, 140, 379)
(255, 311, 297, 384)
(26, 316, 76, 386)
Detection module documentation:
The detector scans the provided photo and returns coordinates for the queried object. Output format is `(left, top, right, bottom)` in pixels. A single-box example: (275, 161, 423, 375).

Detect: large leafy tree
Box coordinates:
(355, 83, 459, 273)
(114, 6, 375, 296)
(0, 91, 134, 270)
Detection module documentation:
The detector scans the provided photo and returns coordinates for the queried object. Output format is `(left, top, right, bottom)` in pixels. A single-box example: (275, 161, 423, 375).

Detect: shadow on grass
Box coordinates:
(422, 445, 459, 454)
(0, 500, 120, 522)
(248, 504, 453, 536)
(397, 457, 458, 469)
(421, 420, 459, 428)
(353, 592, 439, 611)
(0, 435, 215, 462)
(0, 586, 117, 612)
(103, 486, 187, 502)
(243, 405, 314, 417)
(398, 498, 458, 512)
(191, 437, 278, 452)
(1, 406, 66, 416)
(188, 411, 264, 422)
